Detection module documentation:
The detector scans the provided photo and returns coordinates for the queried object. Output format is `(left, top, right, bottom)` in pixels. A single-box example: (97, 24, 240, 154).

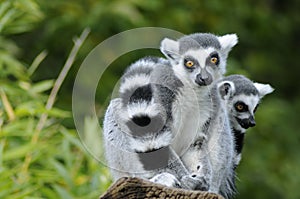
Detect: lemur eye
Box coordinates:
(185, 60, 194, 68)
(235, 102, 248, 112)
(210, 57, 218, 64)
(236, 104, 244, 111)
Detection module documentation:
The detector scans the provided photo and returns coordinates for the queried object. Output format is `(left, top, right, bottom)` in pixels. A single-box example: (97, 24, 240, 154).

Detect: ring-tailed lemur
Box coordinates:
(222, 75, 274, 168)
(103, 33, 238, 189)
(103, 57, 190, 188)
(161, 33, 238, 191)
(181, 79, 236, 198)
(218, 74, 274, 198)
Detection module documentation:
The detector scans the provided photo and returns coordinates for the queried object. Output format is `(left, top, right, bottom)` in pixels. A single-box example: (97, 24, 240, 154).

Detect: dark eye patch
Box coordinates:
(206, 51, 220, 66)
(183, 56, 198, 69)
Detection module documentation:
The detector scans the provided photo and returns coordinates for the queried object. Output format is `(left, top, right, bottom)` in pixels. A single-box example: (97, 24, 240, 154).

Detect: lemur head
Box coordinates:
(160, 33, 238, 87)
(220, 75, 274, 131)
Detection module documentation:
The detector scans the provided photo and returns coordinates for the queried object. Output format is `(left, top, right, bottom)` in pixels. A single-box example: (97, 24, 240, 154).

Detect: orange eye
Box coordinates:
(236, 104, 244, 111)
(211, 57, 218, 64)
(185, 60, 194, 68)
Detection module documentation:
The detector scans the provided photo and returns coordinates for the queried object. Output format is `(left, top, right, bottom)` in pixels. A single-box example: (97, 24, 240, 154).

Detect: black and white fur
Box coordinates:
(162, 33, 238, 192)
(103, 33, 238, 189)
(183, 79, 236, 198)
(103, 57, 189, 188)
(218, 75, 274, 198)
(222, 75, 274, 168)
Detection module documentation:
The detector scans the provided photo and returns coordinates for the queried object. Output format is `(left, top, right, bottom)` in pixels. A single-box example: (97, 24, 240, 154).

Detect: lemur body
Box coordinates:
(218, 75, 274, 198)
(162, 34, 238, 193)
(103, 33, 238, 190)
(181, 79, 236, 198)
(221, 75, 274, 168)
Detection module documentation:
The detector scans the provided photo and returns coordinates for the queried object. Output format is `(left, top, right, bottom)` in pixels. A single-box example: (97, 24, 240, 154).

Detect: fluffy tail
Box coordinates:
(119, 57, 166, 136)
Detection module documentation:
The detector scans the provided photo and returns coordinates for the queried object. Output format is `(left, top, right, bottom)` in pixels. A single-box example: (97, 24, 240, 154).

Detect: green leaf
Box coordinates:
(29, 80, 54, 94)
(45, 108, 71, 118)
(50, 159, 73, 188)
(53, 185, 73, 199)
(3, 143, 35, 161)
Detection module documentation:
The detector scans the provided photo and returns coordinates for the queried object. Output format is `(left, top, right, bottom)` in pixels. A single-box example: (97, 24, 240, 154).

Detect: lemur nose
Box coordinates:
(195, 74, 212, 86)
(249, 116, 256, 127)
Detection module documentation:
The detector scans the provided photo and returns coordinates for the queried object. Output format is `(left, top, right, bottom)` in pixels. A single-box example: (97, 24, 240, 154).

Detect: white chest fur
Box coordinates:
(171, 82, 212, 156)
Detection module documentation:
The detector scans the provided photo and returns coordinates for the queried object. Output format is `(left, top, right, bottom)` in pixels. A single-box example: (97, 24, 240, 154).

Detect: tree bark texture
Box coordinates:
(99, 177, 224, 199)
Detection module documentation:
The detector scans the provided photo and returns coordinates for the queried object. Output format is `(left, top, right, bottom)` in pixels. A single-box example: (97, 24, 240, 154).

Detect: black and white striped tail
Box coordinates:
(119, 57, 166, 135)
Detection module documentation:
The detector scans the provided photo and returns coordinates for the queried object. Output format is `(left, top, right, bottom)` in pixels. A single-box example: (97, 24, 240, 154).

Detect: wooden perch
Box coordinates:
(99, 177, 224, 199)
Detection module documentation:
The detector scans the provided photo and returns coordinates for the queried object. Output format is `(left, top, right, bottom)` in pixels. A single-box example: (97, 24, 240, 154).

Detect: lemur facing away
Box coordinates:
(103, 33, 238, 190)
(218, 74, 274, 198)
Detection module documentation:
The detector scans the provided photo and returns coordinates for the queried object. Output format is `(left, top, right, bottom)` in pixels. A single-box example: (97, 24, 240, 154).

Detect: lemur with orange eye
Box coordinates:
(222, 75, 274, 169)
(103, 32, 238, 195)
(217, 74, 273, 197)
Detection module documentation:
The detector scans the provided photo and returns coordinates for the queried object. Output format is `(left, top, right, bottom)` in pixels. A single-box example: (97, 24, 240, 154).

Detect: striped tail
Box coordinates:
(119, 57, 167, 136)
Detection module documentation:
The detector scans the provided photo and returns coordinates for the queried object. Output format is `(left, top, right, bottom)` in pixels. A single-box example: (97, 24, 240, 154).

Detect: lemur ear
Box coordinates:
(218, 81, 235, 100)
(160, 38, 180, 62)
(218, 34, 238, 54)
(253, 83, 274, 98)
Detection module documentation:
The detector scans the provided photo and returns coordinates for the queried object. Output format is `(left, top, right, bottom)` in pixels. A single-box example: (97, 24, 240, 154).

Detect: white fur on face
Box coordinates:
(228, 94, 260, 132)
(185, 48, 216, 69)
(233, 94, 260, 115)
(172, 47, 223, 87)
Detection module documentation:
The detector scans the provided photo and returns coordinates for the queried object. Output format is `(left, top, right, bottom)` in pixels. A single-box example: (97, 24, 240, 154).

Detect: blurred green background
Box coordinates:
(1, 0, 299, 198)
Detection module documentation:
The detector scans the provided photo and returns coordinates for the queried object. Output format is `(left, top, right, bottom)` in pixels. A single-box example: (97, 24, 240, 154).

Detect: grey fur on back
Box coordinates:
(103, 56, 202, 189)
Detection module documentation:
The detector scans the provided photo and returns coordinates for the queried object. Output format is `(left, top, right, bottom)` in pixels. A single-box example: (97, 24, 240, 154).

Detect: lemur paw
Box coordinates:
(150, 172, 181, 188)
(181, 173, 209, 191)
(191, 135, 207, 149)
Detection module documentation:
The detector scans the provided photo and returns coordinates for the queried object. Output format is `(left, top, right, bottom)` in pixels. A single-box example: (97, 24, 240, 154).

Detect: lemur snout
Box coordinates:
(195, 73, 212, 86)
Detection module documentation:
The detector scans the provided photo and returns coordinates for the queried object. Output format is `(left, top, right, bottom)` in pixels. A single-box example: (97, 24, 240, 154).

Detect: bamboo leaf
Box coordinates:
(29, 80, 54, 94)
(50, 159, 73, 188)
(53, 185, 73, 199)
(0, 89, 15, 121)
(28, 50, 48, 76)
(3, 143, 35, 161)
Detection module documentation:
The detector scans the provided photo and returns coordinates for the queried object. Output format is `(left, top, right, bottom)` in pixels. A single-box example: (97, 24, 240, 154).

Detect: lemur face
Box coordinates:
(221, 75, 274, 132)
(229, 94, 260, 130)
(160, 33, 238, 87)
(174, 48, 221, 87)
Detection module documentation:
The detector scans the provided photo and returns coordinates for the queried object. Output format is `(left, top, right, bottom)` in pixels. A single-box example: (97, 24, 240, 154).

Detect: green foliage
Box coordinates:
(1, 0, 300, 198)
(0, 1, 111, 198)
(0, 0, 43, 34)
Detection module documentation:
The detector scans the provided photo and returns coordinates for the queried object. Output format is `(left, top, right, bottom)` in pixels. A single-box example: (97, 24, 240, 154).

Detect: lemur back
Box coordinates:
(103, 57, 192, 188)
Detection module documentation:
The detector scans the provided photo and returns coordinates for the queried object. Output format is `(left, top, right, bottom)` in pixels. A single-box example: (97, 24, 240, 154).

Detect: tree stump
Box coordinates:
(99, 177, 224, 199)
